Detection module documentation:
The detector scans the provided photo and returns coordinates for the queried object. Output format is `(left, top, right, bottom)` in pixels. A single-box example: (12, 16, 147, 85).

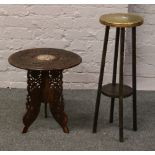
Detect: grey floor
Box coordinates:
(0, 88, 154, 150)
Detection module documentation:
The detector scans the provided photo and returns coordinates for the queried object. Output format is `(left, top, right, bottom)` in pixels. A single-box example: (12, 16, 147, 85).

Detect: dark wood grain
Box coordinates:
(22, 70, 69, 133)
(101, 83, 133, 98)
(8, 48, 82, 70)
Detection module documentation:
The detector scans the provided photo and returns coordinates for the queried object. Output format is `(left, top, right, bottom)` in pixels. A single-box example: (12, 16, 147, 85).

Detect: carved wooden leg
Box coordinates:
(50, 94, 69, 133)
(22, 70, 42, 133)
(46, 70, 69, 133)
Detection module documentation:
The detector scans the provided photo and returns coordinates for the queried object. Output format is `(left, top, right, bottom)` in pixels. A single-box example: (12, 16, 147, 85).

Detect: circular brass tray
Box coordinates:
(100, 13, 144, 27)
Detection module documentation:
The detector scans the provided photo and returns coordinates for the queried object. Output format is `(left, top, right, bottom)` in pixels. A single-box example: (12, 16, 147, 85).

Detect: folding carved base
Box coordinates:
(22, 70, 69, 133)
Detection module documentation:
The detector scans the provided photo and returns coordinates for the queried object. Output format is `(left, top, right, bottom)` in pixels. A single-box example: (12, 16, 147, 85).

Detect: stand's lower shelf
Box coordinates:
(101, 83, 133, 98)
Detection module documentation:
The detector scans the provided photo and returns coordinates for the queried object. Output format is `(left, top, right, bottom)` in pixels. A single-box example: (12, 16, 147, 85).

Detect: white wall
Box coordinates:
(0, 4, 155, 90)
(126, 5, 155, 90)
(0, 4, 128, 89)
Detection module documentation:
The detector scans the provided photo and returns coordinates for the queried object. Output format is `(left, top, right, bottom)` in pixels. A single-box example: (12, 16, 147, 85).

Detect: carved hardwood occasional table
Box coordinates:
(8, 48, 82, 133)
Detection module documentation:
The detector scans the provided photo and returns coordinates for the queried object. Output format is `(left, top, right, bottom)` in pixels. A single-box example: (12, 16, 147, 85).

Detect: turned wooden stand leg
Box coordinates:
(45, 70, 69, 133)
(93, 26, 110, 133)
(119, 28, 125, 142)
(109, 28, 120, 123)
(132, 27, 137, 131)
(22, 70, 42, 133)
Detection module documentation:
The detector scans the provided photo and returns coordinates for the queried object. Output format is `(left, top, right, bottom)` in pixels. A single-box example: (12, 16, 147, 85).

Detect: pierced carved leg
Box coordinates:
(49, 94, 69, 133)
(45, 71, 69, 133)
(22, 70, 42, 133)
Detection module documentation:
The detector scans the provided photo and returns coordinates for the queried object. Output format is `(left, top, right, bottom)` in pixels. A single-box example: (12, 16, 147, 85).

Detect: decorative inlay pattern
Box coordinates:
(36, 54, 56, 61)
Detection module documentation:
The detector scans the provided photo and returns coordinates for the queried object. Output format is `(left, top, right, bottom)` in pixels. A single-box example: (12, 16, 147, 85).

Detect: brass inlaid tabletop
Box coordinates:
(8, 48, 82, 70)
(100, 13, 144, 27)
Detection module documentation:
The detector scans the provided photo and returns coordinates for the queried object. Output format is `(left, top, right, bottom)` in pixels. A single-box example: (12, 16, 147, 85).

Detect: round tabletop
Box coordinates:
(8, 48, 82, 70)
(100, 13, 144, 28)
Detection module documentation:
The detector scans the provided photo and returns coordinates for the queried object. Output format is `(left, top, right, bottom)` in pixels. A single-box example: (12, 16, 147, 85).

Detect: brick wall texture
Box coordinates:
(0, 4, 154, 90)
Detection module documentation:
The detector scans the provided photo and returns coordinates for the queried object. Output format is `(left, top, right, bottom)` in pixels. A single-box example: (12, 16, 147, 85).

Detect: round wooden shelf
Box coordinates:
(101, 83, 133, 98)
